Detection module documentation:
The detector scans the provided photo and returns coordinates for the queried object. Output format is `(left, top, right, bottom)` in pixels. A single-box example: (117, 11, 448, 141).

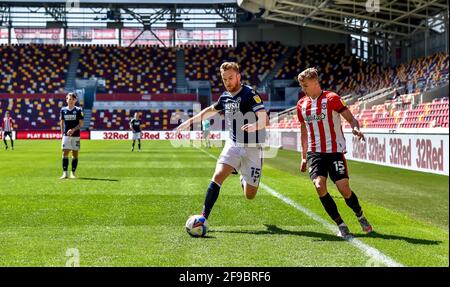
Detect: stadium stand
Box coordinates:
(0, 44, 69, 94)
(89, 109, 193, 131)
(0, 96, 65, 130)
(0, 43, 448, 132)
(77, 45, 177, 94)
(184, 42, 287, 93)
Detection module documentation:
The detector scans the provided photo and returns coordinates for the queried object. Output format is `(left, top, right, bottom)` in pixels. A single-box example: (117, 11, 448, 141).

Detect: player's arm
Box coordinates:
(299, 121, 308, 172)
(67, 119, 84, 136)
(340, 109, 365, 142)
(59, 119, 64, 136)
(241, 110, 268, 132)
(176, 105, 218, 132)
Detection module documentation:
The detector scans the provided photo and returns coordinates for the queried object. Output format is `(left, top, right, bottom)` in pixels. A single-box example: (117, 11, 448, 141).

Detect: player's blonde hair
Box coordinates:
(298, 67, 319, 82)
(220, 62, 240, 74)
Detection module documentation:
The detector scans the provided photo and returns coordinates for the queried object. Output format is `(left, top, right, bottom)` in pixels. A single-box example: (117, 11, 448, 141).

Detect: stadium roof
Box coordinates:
(0, 0, 239, 28)
(238, 0, 449, 40)
(1, 0, 236, 4)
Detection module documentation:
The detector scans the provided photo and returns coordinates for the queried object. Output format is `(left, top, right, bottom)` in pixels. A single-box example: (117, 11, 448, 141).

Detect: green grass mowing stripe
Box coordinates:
(0, 140, 370, 266)
(265, 148, 449, 230)
(196, 146, 405, 267)
(0, 140, 447, 266)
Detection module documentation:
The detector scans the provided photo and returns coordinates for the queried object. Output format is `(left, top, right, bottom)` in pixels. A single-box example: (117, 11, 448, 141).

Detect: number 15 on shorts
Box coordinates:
(333, 161, 345, 175)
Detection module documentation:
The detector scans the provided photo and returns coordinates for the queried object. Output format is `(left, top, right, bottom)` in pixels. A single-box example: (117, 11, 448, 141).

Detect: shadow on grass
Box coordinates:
(210, 225, 443, 245)
(210, 224, 342, 242)
(354, 231, 442, 245)
(76, 177, 119, 182)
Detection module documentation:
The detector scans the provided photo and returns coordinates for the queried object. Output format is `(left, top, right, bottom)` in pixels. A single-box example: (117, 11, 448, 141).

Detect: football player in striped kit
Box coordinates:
(296, 67, 373, 238)
(2, 111, 14, 150)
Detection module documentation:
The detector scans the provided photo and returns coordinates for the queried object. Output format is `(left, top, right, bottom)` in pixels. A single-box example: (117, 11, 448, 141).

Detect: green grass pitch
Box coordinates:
(0, 140, 448, 266)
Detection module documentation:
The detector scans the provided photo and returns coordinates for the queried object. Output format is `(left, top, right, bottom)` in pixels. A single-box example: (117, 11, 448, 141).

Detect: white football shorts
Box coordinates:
(217, 140, 263, 187)
(61, 136, 80, 151)
(132, 132, 141, 140)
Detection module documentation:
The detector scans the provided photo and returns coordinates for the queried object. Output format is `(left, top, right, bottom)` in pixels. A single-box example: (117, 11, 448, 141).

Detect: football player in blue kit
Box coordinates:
(130, 112, 142, 152)
(177, 62, 268, 220)
(59, 92, 84, 179)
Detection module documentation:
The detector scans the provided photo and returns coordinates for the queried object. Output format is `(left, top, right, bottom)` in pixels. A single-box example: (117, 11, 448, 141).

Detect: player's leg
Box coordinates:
(9, 133, 14, 150)
(131, 139, 135, 151)
(3, 132, 7, 149)
(68, 137, 80, 178)
(239, 146, 263, 200)
(60, 136, 71, 178)
(138, 138, 141, 151)
(201, 141, 240, 219)
(61, 150, 70, 179)
(201, 163, 235, 219)
(204, 132, 210, 148)
(308, 152, 350, 237)
(70, 150, 79, 178)
(331, 154, 373, 233)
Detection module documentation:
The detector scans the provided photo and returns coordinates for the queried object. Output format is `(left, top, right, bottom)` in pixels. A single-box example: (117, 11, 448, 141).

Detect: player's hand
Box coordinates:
(352, 128, 365, 142)
(67, 129, 74, 136)
(176, 120, 191, 132)
(241, 123, 257, 132)
(300, 158, 307, 172)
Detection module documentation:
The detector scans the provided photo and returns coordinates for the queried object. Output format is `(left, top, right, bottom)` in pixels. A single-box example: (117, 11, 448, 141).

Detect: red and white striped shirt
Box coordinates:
(2, 116, 14, 132)
(297, 91, 347, 153)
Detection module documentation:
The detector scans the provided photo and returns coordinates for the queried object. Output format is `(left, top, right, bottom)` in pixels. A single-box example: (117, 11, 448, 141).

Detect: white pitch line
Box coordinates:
(195, 146, 404, 267)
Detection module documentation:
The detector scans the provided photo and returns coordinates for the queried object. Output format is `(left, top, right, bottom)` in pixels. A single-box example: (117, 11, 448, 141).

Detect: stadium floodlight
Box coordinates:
(166, 22, 183, 29)
(237, 0, 264, 13)
(216, 22, 234, 28)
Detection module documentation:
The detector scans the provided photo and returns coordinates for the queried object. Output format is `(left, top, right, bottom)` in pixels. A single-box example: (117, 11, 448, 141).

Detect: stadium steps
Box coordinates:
(83, 109, 92, 130)
(175, 48, 188, 93)
(258, 46, 297, 91)
(65, 47, 81, 92)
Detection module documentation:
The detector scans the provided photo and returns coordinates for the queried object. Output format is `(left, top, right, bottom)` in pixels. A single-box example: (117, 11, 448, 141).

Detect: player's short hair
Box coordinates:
(67, 92, 77, 99)
(220, 62, 240, 74)
(298, 68, 319, 82)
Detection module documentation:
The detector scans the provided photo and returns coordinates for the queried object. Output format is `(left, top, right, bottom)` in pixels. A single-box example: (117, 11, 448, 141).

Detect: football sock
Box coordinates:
(138, 140, 141, 150)
(3, 139, 6, 147)
(71, 158, 78, 172)
(10, 139, 13, 148)
(319, 193, 344, 225)
(132, 141, 135, 149)
(345, 191, 363, 217)
(62, 157, 69, 172)
(202, 181, 221, 219)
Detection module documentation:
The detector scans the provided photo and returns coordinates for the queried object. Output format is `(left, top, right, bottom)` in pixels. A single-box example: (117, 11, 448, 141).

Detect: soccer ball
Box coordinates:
(185, 215, 208, 237)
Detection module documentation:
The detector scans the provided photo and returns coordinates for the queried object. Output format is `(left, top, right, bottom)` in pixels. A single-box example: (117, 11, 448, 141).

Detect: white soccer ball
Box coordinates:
(185, 214, 208, 237)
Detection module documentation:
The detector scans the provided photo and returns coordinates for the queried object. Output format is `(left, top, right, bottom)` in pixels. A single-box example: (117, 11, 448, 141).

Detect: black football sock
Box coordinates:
(138, 139, 141, 150)
(10, 139, 14, 148)
(345, 191, 363, 217)
(202, 181, 221, 219)
(3, 139, 7, 147)
(71, 158, 78, 172)
(132, 141, 135, 149)
(62, 157, 69, 172)
(319, 193, 344, 225)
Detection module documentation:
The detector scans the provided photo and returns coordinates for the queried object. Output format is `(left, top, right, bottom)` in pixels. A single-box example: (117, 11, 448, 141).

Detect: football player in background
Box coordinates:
(2, 111, 15, 150)
(60, 92, 84, 179)
(130, 112, 142, 152)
